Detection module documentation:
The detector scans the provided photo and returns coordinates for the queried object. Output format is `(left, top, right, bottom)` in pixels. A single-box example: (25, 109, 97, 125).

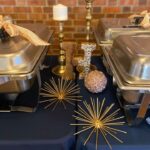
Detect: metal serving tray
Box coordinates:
(110, 33, 150, 85)
(0, 23, 53, 93)
(94, 18, 150, 45)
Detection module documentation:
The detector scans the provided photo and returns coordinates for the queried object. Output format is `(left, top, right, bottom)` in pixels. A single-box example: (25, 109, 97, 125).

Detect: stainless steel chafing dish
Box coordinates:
(94, 18, 150, 46)
(0, 23, 52, 93)
(105, 34, 150, 125)
(105, 34, 150, 91)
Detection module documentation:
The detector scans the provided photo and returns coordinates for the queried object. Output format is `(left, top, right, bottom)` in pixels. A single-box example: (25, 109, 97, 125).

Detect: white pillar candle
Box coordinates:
(53, 4, 68, 21)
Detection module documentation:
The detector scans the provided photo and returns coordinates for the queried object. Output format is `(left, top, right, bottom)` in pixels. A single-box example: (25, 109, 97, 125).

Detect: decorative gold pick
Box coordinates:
(71, 98, 127, 150)
(40, 78, 82, 111)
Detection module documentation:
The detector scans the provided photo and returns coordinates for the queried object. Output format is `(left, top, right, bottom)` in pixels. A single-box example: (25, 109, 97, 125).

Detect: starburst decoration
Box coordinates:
(71, 98, 127, 150)
(40, 78, 82, 111)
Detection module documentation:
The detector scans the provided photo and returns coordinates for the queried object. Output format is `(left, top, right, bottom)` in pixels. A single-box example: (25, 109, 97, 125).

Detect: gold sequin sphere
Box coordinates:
(40, 78, 82, 111)
(71, 98, 127, 150)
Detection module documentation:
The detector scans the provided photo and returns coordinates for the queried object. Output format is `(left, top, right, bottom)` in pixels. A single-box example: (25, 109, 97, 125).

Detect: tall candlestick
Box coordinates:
(52, 4, 68, 76)
(62, 42, 76, 80)
(76, 0, 96, 79)
(85, 0, 94, 41)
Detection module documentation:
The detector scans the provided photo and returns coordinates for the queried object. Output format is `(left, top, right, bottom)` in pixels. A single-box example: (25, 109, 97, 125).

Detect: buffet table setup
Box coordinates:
(0, 0, 150, 150)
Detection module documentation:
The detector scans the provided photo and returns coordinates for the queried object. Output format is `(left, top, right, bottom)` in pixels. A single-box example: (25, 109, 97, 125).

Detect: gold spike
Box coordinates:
(84, 128, 95, 145)
(40, 78, 82, 110)
(71, 97, 127, 150)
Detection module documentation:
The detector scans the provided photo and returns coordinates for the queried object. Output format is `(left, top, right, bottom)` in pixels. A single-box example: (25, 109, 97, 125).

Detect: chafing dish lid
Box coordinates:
(0, 23, 50, 75)
(104, 46, 150, 89)
(114, 34, 150, 57)
(99, 18, 131, 28)
(130, 34, 150, 56)
(110, 33, 150, 83)
(95, 18, 150, 44)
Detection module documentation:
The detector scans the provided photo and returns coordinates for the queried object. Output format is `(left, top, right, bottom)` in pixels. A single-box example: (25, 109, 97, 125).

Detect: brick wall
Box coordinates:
(0, 0, 150, 55)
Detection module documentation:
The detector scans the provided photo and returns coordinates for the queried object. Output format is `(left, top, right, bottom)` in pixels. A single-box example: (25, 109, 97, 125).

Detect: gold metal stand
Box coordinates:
(76, 0, 96, 79)
(85, 0, 94, 41)
(52, 21, 66, 76)
(62, 42, 76, 80)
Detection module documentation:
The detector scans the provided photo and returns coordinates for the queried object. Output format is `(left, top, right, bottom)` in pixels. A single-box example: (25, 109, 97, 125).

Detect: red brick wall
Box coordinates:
(0, 0, 149, 55)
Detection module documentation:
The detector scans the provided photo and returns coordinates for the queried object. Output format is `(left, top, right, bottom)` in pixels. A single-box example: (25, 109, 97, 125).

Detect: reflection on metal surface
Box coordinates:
(11, 106, 36, 112)
(71, 98, 127, 150)
(0, 78, 34, 93)
(122, 90, 141, 104)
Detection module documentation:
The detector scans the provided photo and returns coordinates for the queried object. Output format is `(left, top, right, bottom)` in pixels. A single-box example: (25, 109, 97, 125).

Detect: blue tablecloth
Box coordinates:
(0, 56, 150, 150)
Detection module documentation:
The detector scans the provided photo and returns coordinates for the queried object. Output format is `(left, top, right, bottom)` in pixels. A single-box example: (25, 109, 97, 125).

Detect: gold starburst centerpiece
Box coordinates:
(40, 78, 82, 111)
(71, 98, 127, 150)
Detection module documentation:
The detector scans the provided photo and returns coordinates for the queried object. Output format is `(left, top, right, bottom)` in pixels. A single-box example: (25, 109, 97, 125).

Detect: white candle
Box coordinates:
(53, 4, 68, 21)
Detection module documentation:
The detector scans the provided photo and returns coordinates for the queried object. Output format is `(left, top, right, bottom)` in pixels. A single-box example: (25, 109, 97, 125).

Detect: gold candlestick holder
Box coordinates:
(85, 0, 94, 41)
(62, 42, 76, 80)
(76, 0, 96, 79)
(52, 21, 66, 76)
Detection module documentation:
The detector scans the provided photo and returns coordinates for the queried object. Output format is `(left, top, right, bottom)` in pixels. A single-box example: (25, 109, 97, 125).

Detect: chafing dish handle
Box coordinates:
(137, 94, 150, 118)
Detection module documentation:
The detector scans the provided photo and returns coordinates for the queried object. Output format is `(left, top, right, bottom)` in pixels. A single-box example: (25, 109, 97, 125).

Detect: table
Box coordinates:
(0, 56, 150, 150)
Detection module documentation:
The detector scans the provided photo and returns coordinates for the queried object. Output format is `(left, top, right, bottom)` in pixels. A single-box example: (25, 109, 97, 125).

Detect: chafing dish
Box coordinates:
(106, 34, 150, 90)
(0, 23, 53, 112)
(104, 34, 150, 125)
(0, 23, 52, 93)
(93, 18, 150, 46)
